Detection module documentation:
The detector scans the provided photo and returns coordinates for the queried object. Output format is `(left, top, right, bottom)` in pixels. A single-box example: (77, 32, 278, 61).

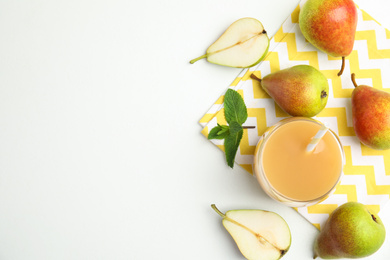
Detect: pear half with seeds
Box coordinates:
(211, 204, 291, 260)
(190, 18, 270, 68)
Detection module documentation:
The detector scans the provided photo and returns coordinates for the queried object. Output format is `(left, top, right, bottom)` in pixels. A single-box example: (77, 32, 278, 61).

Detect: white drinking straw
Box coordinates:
(306, 125, 329, 152)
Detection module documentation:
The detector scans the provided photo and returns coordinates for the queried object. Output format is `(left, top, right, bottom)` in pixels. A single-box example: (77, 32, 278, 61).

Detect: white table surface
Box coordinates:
(0, 0, 389, 259)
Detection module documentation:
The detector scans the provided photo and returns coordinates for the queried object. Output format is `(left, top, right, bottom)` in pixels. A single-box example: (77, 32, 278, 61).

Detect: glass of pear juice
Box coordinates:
(253, 117, 345, 207)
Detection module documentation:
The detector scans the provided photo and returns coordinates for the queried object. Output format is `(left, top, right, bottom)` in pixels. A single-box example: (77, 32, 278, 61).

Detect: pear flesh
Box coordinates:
(314, 202, 386, 259)
(350, 73, 390, 150)
(211, 204, 291, 260)
(190, 18, 270, 68)
(299, 0, 358, 76)
(251, 65, 329, 117)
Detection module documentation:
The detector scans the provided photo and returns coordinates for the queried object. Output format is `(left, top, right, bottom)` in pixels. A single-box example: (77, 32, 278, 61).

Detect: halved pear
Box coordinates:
(190, 18, 270, 68)
(211, 204, 291, 260)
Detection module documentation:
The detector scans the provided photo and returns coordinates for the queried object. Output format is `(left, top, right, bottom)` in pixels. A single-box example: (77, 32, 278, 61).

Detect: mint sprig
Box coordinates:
(208, 89, 251, 168)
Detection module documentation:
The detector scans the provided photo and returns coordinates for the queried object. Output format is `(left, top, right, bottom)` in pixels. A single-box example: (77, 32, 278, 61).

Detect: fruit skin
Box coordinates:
(314, 202, 386, 259)
(299, 0, 357, 76)
(255, 65, 329, 117)
(299, 0, 357, 57)
(351, 74, 390, 150)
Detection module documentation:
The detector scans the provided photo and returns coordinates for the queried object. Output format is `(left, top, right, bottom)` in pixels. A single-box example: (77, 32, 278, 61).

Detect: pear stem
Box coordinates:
(211, 204, 226, 218)
(190, 54, 208, 64)
(337, 56, 346, 76)
(250, 73, 262, 83)
(351, 73, 358, 88)
(242, 126, 256, 129)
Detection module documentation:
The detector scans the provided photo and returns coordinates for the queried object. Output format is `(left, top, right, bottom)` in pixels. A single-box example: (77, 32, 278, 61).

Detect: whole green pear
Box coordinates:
(299, 0, 358, 76)
(251, 65, 329, 117)
(351, 73, 390, 150)
(314, 202, 386, 259)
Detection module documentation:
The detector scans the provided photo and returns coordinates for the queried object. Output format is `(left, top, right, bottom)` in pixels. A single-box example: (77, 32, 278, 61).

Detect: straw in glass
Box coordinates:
(306, 125, 329, 152)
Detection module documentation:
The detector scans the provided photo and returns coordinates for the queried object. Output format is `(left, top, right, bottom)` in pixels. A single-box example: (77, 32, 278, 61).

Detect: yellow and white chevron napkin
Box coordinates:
(200, 0, 390, 230)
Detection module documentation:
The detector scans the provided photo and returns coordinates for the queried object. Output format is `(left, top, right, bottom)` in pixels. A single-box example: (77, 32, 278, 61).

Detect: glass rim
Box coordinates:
(254, 117, 345, 205)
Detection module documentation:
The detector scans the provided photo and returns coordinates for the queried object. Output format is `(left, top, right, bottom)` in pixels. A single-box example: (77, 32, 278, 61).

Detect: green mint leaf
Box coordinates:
(217, 124, 229, 136)
(208, 125, 229, 140)
(229, 121, 243, 135)
(208, 89, 250, 168)
(224, 129, 243, 168)
(224, 89, 248, 125)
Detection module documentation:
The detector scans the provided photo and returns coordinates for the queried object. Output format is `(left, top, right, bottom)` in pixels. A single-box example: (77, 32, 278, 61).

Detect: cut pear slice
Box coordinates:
(190, 18, 270, 68)
(211, 204, 291, 260)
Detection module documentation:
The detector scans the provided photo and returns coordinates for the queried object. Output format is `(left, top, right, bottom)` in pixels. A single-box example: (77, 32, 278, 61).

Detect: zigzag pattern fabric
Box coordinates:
(199, 0, 390, 230)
